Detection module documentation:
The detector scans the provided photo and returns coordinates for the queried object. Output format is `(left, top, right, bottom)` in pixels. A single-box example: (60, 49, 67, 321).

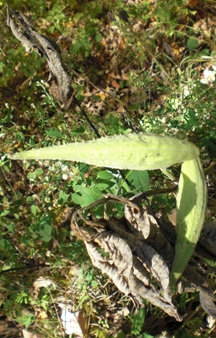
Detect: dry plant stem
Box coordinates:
(131, 185, 178, 203)
(1, 167, 18, 199)
(71, 69, 105, 95)
(71, 193, 176, 245)
(133, 161, 214, 204)
(204, 161, 216, 175)
(160, 168, 177, 182)
(0, 263, 47, 274)
(73, 97, 101, 138)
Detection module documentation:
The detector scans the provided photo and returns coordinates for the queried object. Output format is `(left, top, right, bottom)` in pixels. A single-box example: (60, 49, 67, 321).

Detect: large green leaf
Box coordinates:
(73, 185, 103, 207)
(124, 170, 149, 192)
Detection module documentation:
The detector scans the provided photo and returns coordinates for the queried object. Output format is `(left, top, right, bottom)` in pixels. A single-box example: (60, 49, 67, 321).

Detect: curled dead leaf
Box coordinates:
(71, 194, 184, 321)
(85, 232, 181, 321)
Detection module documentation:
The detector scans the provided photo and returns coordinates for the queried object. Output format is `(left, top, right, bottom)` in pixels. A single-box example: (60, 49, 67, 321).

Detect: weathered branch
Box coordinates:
(7, 5, 73, 110)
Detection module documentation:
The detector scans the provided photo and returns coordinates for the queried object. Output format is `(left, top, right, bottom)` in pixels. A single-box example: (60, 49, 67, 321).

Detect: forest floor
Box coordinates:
(1, 0, 216, 337)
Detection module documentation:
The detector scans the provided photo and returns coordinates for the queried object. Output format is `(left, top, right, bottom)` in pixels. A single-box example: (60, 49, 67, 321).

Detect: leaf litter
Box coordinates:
(70, 189, 216, 324)
(3, 1, 216, 336)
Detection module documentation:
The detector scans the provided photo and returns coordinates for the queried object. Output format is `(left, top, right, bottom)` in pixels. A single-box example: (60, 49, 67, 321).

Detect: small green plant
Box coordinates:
(131, 307, 146, 335)
(10, 133, 206, 285)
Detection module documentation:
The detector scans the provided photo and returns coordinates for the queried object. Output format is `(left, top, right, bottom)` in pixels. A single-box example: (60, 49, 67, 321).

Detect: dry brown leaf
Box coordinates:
(110, 79, 121, 90)
(22, 329, 41, 338)
(200, 289, 216, 318)
(108, 70, 122, 80)
(86, 235, 131, 295)
(135, 242, 171, 301)
(59, 305, 87, 337)
(114, 307, 130, 323)
(168, 208, 177, 226)
(33, 276, 56, 290)
(36, 310, 48, 320)
(85, 232, 181, 320)
(124, 204, 151, 239)
(132, 21, 143, 32)
(121, 69, 129, 81)
(72, 195, 182, 320)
